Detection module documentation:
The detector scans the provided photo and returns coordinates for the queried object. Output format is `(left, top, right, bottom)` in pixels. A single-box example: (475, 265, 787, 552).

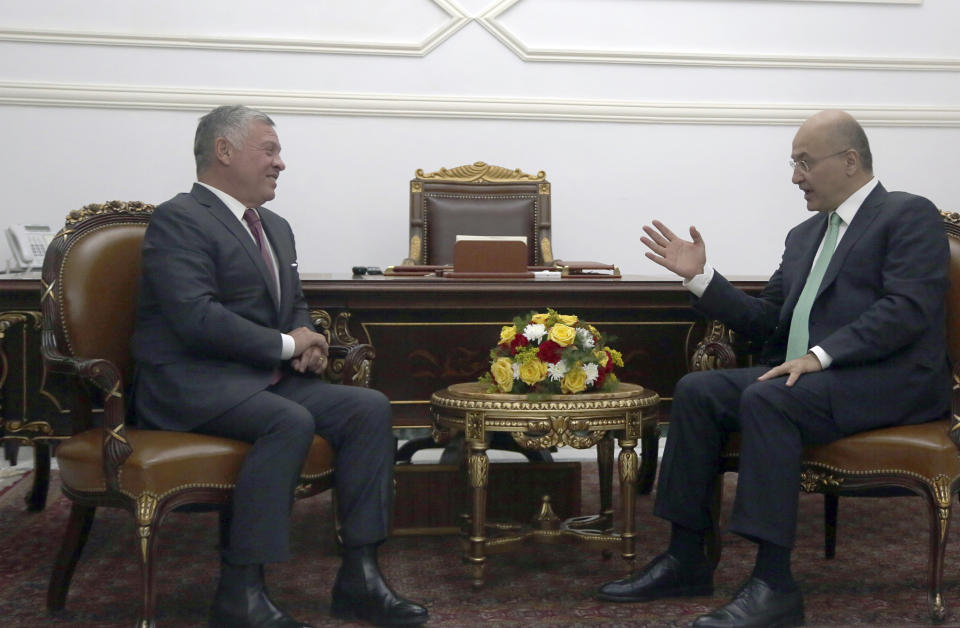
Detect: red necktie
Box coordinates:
(242, 208, 278, 293)
(243, 208, 282, 385)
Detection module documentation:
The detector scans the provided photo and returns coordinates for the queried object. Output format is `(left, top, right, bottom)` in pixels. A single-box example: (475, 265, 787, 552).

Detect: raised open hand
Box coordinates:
(640, 220, 707, 280)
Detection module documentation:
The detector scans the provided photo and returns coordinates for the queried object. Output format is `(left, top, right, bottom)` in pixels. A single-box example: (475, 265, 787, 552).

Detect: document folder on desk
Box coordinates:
(446, 236, 534, 278)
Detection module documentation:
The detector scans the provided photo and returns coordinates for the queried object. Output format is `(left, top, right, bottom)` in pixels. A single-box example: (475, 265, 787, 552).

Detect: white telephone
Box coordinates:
(3, 224, 55, 272)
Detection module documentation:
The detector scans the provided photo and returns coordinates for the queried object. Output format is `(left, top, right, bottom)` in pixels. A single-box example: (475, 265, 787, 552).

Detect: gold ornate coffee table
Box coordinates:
(430, 381, 659, 586)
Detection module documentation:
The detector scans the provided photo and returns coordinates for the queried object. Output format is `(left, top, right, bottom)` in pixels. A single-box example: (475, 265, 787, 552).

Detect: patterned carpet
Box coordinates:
(0, 464, 957, 627)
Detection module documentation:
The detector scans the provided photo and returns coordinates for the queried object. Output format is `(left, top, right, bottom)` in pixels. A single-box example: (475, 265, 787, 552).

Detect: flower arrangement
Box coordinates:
(479, 309, 624, 395)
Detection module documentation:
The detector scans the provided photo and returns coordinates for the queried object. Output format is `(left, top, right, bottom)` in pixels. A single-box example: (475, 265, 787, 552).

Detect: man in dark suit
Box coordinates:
(597, 110, 950, 627)
(131, 105, 428, 627)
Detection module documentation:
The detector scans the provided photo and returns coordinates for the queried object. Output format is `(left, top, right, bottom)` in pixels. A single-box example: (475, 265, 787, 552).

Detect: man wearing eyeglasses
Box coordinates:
(597, 110, 950, 627)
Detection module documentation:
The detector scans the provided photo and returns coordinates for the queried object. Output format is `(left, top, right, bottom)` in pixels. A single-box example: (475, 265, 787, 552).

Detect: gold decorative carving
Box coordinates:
(690, 320, 738, 371)
(932, 474, 951, 543)
(619, 448, 638, 485)
(541, 237, 553, 264)
(512, 414, 607, 450)
(539, 182, 550, 195)
(411, 181, 422, 193)
(533, 496, 561, 531)
(468, 452, 489, 488)
(415, 162, 546, 183)
(3, 420, 54, 436)
(465, 411, 484, 441)
(799, 469, 842, 492)
(135, 492, 159, 562)
(409, 235, 421, 263)
(66, 200, 155, 225)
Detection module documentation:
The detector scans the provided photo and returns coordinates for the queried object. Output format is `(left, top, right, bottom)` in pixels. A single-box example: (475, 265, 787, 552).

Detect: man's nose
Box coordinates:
(791, 167, 804, 185)
(276, 156, 286, 171)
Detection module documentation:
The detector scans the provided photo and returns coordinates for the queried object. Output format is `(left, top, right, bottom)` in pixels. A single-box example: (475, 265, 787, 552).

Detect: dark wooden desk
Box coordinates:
(299, 273, 764, 429)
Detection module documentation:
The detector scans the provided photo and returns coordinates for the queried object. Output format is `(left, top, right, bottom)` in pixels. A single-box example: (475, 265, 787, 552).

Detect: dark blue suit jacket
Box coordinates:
(693, 183, 951, 433)
(131, 183, 313, 430)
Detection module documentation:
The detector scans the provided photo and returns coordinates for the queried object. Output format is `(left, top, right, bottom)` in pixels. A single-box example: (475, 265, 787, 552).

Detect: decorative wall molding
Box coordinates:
(0, 0, 469, 56)
(477, 0, 957, 71)
(2, 81, 958, 127)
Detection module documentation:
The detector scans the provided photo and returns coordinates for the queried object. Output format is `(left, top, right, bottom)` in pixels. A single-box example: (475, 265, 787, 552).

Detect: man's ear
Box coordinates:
(214, 137, 232, 165)
(843, 149, 860, 175)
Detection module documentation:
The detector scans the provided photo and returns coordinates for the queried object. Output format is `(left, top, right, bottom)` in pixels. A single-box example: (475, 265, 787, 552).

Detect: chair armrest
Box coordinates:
(326, 343, 375, 387)
(689, 320, 739, 372)
(40, 343, 132, 489)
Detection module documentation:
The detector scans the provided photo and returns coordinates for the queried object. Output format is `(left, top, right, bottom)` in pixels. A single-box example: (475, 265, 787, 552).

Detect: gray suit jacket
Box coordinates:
(694, 183, 951, 433)
(131, 183, 313, 430)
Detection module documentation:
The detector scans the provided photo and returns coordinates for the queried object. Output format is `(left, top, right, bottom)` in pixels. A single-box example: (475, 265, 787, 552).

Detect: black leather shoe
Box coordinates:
(692, 577, 804, 628)
(209, 562, 311, 628)
(597, 552, 713, 602)
(331, 545, 428, 626)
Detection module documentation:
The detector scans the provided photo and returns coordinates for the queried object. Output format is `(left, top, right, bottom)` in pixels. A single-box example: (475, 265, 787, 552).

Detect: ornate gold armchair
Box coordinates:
(691, 211, 960, 620)
(41, 201, 374, 626)
(403, 161, 554, 266)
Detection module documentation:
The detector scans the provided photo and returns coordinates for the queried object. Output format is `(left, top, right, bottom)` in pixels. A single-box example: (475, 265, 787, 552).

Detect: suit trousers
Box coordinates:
(194, 375, 395, 564)
(653, 366, 847, 549)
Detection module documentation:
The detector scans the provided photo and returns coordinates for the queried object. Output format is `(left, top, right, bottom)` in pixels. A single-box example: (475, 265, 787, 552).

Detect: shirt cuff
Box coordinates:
(682, 264, 714, 297)
(280, 333, 294, 360)
(809, 346, 832, 369)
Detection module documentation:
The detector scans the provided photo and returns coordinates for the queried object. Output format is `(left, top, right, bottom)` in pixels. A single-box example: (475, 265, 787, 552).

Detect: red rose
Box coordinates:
(509, 334, 530, 353)
(603, 349, 615, 373)
(537, 340, 564, 363)
(595, 370, 607, 388)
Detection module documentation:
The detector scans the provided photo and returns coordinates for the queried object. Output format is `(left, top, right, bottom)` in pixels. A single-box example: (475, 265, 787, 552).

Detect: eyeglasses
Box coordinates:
(789, 149, 850, 173)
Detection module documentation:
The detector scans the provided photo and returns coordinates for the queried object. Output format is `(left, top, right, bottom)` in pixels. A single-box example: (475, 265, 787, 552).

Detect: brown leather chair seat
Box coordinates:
(56, 429, 335, 497)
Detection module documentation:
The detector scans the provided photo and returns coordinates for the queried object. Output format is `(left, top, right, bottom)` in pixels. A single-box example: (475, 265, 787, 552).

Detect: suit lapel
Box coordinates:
(817, 183, 887, 296)
(190, 184, 281, 310)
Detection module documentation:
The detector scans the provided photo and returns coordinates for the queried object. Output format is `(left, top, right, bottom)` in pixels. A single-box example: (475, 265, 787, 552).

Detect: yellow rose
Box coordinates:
(561, 364, 588, 394)
(557, 314, 579, 326)
(530, 313, 550, 325)
(518, 358, 548, 386)
(548, 323, 577, 347)
(491, 357, 515, 393)
(498, 325, 517, 345)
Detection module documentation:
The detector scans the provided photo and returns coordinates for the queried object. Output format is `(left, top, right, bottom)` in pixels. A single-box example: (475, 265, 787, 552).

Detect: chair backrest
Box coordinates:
(407, 162, 553, 266)
(41, 201, 154, 387)
(944, 212, 960, 369)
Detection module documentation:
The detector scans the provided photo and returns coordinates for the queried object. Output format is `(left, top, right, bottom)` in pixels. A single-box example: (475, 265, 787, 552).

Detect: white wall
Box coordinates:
(1, 0, 958, 277)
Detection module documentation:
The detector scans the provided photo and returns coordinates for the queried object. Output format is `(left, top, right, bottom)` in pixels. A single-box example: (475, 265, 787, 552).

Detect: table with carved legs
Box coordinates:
(430, 381, 659, 586)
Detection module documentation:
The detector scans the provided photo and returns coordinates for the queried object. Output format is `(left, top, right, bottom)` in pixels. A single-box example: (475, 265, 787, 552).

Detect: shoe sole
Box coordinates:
(331, 606, 428, 627)
(597, 584, 714, 603)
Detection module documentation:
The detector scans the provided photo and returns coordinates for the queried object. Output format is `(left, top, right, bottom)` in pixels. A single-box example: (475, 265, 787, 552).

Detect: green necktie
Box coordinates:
(785, 212, 842, 361)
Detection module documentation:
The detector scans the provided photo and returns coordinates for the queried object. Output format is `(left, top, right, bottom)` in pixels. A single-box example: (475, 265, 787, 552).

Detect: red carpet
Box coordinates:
(0, 465, 956, 627)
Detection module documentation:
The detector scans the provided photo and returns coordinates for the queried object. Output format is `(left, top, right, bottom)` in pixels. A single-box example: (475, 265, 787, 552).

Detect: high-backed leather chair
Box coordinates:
(691, 210, 960, 621)
(404, 161, 554, 266)
(41, 201, 375, 626)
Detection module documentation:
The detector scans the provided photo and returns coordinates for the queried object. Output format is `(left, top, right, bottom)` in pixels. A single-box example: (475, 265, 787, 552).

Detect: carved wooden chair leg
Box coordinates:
(26, 442, 51, 511)
(925, 484, 951, 621)
(47, 503, 96, 611)
(136, 494, 161, 628)
(823, 493, 839, 559)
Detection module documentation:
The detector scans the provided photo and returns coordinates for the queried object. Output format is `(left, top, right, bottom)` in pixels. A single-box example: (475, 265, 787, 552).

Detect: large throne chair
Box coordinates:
(403, 161, 554, 266)
(689, 210, 960, 621)
(397, 163, 557, 465)
(41, 201, 375, 626)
